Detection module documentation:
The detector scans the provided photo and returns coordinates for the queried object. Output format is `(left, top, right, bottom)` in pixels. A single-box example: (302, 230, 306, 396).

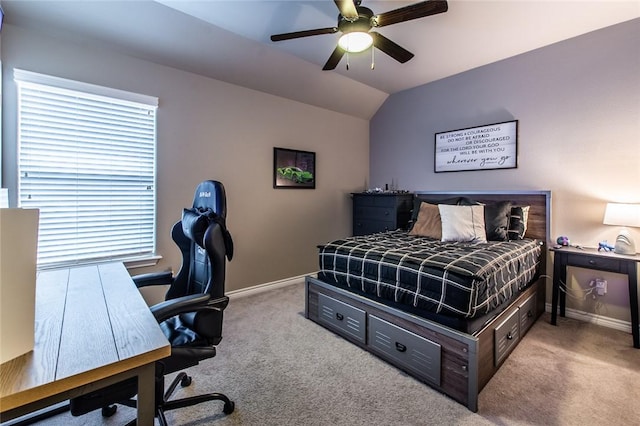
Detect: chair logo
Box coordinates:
(199, 191, 211, 197)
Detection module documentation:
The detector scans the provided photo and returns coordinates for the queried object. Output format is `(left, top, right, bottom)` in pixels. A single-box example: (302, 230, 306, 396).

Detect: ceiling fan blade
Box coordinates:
(373, 0, 448, 28)
(323, 46, 346, 70)
(334, 0, 358, 20)
(271, 27, 338, 42)
(370, 32, 414, 63)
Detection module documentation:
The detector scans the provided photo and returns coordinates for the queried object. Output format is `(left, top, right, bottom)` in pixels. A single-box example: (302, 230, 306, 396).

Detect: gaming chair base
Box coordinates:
(104, 372, 235, 426)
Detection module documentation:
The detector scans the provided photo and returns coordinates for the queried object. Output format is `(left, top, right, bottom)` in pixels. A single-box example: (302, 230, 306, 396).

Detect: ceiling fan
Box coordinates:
(270, 0, 448, 70)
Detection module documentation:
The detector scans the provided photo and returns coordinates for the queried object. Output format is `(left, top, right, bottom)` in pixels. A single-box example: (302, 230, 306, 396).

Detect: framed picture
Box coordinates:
(273, 147, 316, 189)
(434, 120, 518, 173)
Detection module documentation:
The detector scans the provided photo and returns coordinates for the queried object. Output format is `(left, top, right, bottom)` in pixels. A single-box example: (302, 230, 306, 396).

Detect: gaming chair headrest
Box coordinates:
(181, 180, 233, 261)
(192, 180, 226, 219)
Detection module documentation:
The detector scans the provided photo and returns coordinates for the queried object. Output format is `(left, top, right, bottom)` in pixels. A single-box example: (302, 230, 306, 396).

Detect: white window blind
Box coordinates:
(15, 69, 158, 268)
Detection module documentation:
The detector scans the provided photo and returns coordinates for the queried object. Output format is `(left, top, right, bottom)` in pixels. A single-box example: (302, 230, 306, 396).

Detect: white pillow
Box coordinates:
(438, 204, 487, 243)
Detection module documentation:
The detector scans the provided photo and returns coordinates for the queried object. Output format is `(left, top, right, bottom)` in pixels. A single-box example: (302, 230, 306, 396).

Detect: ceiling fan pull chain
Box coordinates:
(371, 47, 375, 70)
(346, 51, 350, 70)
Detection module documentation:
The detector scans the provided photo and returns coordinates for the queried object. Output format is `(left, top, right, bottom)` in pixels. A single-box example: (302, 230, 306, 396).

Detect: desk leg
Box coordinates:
(136, 364, 156, 425)
(625, 262, 639, 349)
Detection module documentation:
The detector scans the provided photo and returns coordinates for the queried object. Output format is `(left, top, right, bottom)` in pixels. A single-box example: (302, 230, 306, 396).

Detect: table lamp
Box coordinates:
(603, 203, 640, 255)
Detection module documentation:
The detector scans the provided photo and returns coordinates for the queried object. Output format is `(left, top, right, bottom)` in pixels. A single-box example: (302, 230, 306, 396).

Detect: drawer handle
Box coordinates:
(506, 333, 514, 340)
(395, 342, 407, 352)
(527, 310, 533, 318)
(335, 313, 344, 321)
(588, 260, 596, 265)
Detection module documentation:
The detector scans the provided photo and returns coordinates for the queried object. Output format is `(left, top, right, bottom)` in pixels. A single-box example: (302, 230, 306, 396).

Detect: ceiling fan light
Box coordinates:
(338, 32, 373, 53)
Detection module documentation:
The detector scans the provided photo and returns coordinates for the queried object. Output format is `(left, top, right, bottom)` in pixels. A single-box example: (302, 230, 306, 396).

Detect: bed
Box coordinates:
(305, 191, 550, 412)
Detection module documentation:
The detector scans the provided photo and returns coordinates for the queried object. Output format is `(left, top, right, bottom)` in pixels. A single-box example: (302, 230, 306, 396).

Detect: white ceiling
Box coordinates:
(3, 1, 639, 119)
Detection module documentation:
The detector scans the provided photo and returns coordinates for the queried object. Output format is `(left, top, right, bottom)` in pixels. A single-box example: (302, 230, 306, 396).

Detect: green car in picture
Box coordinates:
(277, 167, 314, 183)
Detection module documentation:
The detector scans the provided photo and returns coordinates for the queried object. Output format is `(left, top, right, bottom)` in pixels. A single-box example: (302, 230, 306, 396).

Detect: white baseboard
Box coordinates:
(545, 302, 635, 334)
(227, 273, 316, 300)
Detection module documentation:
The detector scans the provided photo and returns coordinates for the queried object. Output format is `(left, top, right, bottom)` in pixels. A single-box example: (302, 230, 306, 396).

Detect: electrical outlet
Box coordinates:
(595, 279, 607, 296)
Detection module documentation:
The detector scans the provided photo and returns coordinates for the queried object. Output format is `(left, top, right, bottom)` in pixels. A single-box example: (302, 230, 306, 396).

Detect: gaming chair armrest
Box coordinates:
(149, 293, 230, 323)
(131, 271, 174, 288)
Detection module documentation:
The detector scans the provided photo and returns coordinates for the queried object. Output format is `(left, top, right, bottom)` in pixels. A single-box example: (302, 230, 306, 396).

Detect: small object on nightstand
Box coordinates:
(556, 236, 570, 246)
(598, 241, 615, 252)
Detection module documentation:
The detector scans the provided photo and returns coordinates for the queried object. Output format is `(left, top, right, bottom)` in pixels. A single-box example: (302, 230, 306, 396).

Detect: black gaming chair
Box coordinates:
(69, 180, 235, 425)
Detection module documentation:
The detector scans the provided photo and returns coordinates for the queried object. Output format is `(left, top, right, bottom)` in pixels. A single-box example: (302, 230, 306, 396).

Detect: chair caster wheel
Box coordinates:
(102, 405, 117, 417)
(223, 400, 235, 415)
(180, 375, 192, 387)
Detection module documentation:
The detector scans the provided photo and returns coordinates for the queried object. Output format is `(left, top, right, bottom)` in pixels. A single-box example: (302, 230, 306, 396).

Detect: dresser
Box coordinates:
(352, 193, 413, 236)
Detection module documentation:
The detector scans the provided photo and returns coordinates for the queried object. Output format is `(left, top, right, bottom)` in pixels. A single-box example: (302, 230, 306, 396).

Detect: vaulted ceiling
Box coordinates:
(3, 1, 638, 119)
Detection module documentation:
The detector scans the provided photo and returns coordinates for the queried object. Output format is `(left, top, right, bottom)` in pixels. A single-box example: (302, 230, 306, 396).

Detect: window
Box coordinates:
(15, 69, 158, 269)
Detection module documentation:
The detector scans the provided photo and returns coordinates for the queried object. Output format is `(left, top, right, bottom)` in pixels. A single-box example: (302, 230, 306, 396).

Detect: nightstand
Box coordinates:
(550, 246, 639, 348)
(352, 193, 413, 236)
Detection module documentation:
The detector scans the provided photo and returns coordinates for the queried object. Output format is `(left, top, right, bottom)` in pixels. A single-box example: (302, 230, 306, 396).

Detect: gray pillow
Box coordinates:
(508, 206, 530, 240)
(484, 201, 513, 241)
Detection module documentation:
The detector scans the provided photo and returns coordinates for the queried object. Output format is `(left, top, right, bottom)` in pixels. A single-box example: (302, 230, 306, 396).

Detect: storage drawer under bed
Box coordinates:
(368, 315, 441, 386)
(494, 308, 520, 366)
(518, 293, 537, 334)
(317, 293, 366, 344)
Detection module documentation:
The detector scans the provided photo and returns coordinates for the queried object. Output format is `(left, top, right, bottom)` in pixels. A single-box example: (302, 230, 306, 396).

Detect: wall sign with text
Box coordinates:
(434, 120, 518, 173)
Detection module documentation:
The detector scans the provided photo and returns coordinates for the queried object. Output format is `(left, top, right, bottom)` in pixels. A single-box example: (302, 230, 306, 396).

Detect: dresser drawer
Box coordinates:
(354, 206, 394, 221)
(353, 195, 397, 208)
(518, 293, 537, 334)
(353, 219, 395, 235)
(566, 254, 621, 273)
(317, 294, 366, 344)
(368, 315, 441, 386)
(494, 308, 520, 366)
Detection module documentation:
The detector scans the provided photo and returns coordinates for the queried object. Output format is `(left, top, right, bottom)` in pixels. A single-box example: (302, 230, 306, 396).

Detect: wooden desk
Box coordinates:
(550, 246, 639, 348)
(0, 263, 170, 424)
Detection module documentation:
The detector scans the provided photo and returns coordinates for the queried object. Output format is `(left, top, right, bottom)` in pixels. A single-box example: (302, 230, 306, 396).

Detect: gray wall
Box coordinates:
(370, 19, 640, 324)
(1, 24, 369, 295)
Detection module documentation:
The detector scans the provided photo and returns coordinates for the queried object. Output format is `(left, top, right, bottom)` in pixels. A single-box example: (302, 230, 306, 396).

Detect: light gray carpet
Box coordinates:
(29, 282, 640, 425)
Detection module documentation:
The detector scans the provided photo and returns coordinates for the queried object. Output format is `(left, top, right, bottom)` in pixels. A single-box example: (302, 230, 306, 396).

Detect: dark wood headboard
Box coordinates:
(413, 190, 551, 244)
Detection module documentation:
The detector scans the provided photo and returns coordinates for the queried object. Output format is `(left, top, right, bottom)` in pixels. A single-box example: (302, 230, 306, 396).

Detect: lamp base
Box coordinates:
(614, 228, 636, 255)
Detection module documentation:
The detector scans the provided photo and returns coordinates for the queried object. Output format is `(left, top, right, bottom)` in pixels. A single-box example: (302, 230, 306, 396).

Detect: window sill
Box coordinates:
(37, 254, 163, 271)
(123, 254, 163, 269)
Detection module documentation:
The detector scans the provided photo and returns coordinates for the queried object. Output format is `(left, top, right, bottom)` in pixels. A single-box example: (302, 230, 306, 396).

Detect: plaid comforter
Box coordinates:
(318, 230, 542, 318)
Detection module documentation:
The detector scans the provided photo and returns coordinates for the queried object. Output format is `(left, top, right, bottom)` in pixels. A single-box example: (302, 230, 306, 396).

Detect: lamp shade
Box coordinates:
(603, 203, 640, 227)
(603, 203, 640, 255)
